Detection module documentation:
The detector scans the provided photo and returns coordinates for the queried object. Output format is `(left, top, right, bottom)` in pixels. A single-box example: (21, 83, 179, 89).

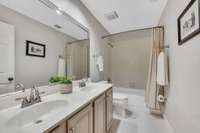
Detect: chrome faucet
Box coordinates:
(21, 86, 42, 108)
(79, 78, 88, 88)
(15, 83, 25, 92)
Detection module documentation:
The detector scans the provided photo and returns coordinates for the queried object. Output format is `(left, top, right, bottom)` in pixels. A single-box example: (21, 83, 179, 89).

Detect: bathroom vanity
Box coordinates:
(0, 83, 113, 133)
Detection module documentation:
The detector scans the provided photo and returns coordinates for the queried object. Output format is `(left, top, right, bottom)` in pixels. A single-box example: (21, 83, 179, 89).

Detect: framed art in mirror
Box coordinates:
(26, 40, 46, 58)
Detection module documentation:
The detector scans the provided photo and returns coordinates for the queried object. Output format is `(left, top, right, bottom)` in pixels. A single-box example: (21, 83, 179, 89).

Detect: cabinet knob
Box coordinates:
(8, 77, 14, 82)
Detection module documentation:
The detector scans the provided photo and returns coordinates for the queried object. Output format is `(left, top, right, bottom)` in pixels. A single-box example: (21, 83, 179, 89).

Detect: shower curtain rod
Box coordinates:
(102, 26, 164, 39)
(67, 39, 89, 44)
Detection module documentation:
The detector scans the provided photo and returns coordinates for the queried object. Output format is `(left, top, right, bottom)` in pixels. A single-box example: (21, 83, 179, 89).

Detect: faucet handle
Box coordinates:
(32, 85, 37, 91)
(35, 89, 42, 102)
(15, 83, 25, 92)
(29, 86, 36, 103)
(21, 97, 29, 108)
(33, 85, 42, 102)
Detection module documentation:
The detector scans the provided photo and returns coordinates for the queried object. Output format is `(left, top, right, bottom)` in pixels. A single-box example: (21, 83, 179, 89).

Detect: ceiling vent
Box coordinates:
(105, 11, 119, 21)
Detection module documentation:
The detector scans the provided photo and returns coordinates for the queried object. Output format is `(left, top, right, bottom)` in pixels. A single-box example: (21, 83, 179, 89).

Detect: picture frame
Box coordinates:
(178, 0, 200, 45)
(26, 40, 46, 58)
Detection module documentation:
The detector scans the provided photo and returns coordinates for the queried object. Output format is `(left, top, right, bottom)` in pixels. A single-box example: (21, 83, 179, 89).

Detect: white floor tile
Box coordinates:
(112, 89, 173, 133)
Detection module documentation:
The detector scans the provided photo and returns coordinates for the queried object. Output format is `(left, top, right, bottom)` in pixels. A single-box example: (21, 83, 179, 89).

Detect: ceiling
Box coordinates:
(81, 0, 168, 34)
(0, 0, 88, 40)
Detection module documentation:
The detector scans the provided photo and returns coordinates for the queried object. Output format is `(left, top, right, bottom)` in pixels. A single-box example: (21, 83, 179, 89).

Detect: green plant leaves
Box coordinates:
(49, 76, 72, 84)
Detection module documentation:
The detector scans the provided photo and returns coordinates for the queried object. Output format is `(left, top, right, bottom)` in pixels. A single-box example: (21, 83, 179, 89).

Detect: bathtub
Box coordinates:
(113, 86, 145, 96)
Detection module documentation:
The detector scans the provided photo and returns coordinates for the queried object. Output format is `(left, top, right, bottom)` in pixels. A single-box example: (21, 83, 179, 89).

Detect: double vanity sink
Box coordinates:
(0, 83, 113, 133)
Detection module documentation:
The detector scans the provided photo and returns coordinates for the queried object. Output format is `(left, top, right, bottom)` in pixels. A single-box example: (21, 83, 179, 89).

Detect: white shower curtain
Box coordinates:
(66, 43, 88, 80)
(145, 27, 164, 114)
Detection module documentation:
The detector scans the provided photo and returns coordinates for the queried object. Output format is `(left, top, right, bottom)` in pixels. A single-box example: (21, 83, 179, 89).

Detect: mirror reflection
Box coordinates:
(66, 40, 90, 80)
(0, 0, 89, 94)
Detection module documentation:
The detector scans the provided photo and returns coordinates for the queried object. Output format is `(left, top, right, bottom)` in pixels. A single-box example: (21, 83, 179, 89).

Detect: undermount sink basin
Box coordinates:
(6, 100, 68, 129)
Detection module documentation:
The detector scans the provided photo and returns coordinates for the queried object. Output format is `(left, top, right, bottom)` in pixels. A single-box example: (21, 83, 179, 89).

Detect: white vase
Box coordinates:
(60, 84, 72, 94)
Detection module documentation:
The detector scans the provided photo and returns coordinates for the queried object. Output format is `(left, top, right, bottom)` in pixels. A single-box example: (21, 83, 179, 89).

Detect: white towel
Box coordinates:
(58, 58, 66, 77)
(97, 56, 104, 72)
(157, 51, 169, 86)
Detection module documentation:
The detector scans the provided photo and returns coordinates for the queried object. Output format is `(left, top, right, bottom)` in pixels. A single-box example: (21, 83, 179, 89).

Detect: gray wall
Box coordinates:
(159, 0, 200, 132)
(111, 30, 152, 89)
(0, 4, 74, 88)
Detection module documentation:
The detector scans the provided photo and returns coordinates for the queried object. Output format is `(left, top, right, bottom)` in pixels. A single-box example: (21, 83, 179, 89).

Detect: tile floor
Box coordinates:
(109, 88, 173, 133)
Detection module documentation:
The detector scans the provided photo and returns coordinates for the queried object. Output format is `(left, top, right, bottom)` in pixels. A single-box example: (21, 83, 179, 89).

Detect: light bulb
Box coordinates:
(56, 10, 62, 15)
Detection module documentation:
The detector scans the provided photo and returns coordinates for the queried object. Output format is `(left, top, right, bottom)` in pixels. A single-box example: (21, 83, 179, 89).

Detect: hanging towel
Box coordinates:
(97, 56, 104, 72)
(157, 51, 168, 86)
(58, 57, 66, 77)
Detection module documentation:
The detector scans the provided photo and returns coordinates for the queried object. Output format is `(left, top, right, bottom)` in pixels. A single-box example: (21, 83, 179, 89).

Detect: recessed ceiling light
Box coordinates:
(58, 7, 63, 10)
(56, 9, 62, 15)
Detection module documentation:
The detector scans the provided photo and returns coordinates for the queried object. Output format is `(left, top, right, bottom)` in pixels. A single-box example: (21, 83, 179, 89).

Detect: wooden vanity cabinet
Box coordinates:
(67, 104, 93, 133)
(94, 94, 106, 133)
(106, 88, 113, 131)
(46, 87, 113, 133)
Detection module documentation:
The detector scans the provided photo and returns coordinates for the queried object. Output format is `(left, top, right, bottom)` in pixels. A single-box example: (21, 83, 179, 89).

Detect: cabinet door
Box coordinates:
(106, 88, 113, 131)
(94, 94, 106, 133)
(47, 122, 66, 133)
(67, 104, 93, 133)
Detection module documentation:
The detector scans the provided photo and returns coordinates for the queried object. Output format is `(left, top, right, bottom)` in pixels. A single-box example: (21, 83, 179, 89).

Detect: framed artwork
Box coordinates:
(26, 40, 46, 57)
(178, 0, 200, 45)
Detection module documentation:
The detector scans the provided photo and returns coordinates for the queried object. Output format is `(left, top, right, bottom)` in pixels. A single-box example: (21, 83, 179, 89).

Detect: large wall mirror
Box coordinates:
(0, 0, 89, 94)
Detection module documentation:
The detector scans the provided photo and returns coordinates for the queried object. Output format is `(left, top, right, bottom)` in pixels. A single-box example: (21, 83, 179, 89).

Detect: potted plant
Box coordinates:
(49, 76, 61, 85)
(49, 76, 73, 94)
(59, 77, 73, 94)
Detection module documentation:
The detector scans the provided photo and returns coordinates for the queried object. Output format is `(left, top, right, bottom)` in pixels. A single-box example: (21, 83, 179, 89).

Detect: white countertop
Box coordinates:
(0, 83, 112, 133)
